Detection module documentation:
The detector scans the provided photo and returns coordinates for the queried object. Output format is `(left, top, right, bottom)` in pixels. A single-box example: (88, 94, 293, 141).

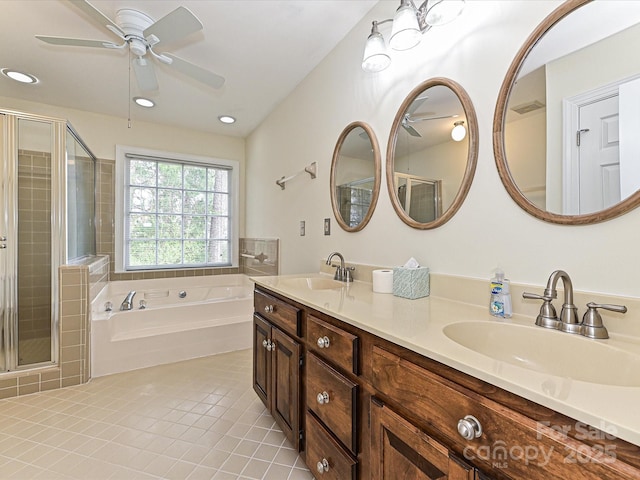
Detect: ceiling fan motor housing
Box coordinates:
(116, 8, 154, 56)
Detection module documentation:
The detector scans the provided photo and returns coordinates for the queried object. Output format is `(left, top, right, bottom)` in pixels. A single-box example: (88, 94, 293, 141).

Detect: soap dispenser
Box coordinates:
(489, 269, 505, 317)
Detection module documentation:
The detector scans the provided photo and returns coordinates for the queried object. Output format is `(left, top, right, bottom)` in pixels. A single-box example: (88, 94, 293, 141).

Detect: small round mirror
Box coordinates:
(330, 121, 381, 232)
(387, 77, 478, 229)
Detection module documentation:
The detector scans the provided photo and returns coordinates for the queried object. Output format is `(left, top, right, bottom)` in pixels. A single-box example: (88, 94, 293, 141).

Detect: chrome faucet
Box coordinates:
(325, 252, 354, 282)
(523, 270, 579, 332)
(523, 270, 628, 339)
(120, 291, 136, 311)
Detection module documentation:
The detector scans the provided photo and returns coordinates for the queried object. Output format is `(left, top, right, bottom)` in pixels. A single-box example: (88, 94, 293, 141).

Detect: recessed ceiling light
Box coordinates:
(1, 68, 38, 84)
(218, 115, 236, 124)
(133, 97, 155, 108)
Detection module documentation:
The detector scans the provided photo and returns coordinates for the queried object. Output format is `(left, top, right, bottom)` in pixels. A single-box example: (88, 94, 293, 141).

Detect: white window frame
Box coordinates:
(115, 145, 239, 273)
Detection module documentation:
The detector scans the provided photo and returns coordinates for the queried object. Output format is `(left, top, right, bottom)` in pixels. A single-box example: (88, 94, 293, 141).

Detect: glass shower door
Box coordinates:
(0, 114, 56, 371)
(16, 118, 54, 366)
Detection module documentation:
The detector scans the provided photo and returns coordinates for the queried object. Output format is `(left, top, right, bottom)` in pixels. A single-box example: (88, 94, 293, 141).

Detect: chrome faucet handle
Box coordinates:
(523, 292, 561, 329)
(581, 302, 627, 339)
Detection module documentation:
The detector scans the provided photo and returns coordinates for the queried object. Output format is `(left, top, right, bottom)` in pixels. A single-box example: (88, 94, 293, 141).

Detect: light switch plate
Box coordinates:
(299, 221, 305, 236)
(324, 218, 330, 235)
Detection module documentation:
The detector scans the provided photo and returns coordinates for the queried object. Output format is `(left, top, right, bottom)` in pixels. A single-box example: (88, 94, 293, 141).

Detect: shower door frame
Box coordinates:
(0, 110, 65, 372)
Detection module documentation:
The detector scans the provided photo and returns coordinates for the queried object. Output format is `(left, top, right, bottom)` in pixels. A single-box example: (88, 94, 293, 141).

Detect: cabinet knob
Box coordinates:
(316, 391, 330, 405)
(267, 340, 275, 351)
(317, 336, 330, 349)
(316, 458, 329, 474)
(457, 415, 482, 440)
(262, 339, 269, 349)
(264, 304, 274, 314)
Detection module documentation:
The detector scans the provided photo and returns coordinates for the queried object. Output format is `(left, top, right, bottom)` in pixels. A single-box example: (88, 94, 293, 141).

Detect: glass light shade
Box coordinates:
(425, 0, 465, 26)
(1, 68, 38, 84)
(362, 31, 391, 72)
(389, 4, 421, 51)
(451, 122, 466, 141)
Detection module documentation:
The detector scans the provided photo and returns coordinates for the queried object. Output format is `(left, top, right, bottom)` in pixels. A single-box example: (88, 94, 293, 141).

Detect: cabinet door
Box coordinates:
(371, 399, 474, 480)
(253, 314, 271, 407)
(272, 326, 301, 450)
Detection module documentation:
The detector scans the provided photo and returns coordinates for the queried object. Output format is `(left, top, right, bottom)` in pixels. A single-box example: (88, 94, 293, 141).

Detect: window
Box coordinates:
(115, 146, 239, 272)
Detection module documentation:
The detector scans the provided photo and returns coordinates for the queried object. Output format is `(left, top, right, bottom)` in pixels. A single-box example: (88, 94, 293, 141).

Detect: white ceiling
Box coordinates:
(0, 0, 378, 137)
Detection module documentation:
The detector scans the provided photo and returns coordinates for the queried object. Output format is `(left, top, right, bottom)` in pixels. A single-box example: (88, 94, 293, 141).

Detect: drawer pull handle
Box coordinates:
(317, 336, 330, 349)
(264, 304, 274, 314)
(457, 415, 482, 440)
(316, 391, 330, 405)
(316, 458, 330, 474)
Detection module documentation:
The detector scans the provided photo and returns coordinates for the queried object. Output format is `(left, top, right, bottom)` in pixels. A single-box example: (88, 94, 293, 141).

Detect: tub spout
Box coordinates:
(120, 291, 136, 311)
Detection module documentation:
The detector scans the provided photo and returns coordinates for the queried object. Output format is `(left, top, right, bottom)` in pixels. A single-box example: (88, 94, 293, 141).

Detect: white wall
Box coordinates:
(0, 95, 247, 238)
(245, 0, 640, 298)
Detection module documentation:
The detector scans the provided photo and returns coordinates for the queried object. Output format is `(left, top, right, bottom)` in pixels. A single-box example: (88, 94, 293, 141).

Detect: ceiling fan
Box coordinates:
(35, 0, 225, 92)
(400, 94, 458, 137)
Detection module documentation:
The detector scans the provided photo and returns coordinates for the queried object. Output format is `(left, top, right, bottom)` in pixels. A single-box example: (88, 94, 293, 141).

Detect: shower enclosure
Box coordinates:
(0, 110, 96, 371)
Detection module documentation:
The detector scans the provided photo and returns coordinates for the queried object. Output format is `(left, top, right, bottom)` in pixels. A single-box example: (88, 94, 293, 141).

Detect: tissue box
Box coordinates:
(393, 266, 430, 299)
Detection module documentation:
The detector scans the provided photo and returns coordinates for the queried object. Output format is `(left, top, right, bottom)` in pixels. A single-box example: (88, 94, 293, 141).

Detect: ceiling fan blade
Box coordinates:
(36, 35, 120, 49)
(408, 95, 429, 115)
(144, 6, 203, 47)
(162, 53, 225, 89)
(133, 57, 159, 92)
(402, 123, 422, 137)
(69, 0, 125, 39)
(407, 114, 457, 123)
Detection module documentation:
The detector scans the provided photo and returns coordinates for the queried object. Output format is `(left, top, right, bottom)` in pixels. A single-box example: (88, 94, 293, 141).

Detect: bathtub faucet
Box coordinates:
(120, 291, 137, 311)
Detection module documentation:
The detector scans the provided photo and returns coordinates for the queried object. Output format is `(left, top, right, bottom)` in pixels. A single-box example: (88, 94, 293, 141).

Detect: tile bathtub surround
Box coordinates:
(0, 349, 312, 480)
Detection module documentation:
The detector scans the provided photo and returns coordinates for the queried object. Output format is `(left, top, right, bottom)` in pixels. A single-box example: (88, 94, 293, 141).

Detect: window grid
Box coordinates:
(125, 158, 231, 270)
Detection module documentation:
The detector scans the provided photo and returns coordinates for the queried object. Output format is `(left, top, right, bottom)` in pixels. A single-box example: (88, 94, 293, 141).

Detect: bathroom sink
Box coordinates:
(279, 277, 345, 291)
(443, 321, 640, 386)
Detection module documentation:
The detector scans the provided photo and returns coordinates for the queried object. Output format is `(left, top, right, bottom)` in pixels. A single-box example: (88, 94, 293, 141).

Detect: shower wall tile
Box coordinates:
(0, 253, 103, 399)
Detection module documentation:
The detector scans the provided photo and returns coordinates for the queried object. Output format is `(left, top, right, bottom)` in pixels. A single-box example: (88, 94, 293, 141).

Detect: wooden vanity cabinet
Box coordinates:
(252, 286, 640, 480)
(252, 290, 303, 450)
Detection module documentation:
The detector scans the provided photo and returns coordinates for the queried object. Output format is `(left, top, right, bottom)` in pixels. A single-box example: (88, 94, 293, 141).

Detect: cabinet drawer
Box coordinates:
(254, 289, 301, 337)
(306, 352, 358, 453)
(307, 314, 359, 375)
(305, 410, 357, 480)
(371, 345, 637, 480)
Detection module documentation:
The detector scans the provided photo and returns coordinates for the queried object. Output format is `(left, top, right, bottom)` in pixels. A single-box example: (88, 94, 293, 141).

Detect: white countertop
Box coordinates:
(252, 273, 640, 447)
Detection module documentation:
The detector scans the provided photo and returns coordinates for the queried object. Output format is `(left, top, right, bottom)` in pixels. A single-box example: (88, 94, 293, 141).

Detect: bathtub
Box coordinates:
(91, 274, 254, 377)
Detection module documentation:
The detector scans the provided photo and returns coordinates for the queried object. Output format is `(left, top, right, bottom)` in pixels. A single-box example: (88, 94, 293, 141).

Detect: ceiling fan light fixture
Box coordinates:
(1, 68, 38, 84)
(451, 120, 466, 141)
(133, 97, 155, 108)
(218, 115, 236, 124)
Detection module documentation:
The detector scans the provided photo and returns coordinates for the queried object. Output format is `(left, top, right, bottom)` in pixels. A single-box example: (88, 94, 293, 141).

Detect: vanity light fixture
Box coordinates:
(218, 115, 236, 124)
(1, 68, 39, 84)
(451, 120, 466, 141)
(133, 97, 155, 108)
(362, 0, 465, 73)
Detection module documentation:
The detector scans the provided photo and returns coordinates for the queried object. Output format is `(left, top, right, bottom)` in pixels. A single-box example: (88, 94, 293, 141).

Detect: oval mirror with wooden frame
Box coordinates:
(330, 121, 381, 232)
(386, 77, 478, 229)
(494, 0, 640, 224)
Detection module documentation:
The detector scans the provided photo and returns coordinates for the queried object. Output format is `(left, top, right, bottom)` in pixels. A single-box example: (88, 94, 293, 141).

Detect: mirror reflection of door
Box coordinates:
(575, 95, 620, 214)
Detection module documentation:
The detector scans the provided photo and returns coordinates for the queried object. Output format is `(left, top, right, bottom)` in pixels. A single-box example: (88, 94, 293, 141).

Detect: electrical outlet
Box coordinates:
(324, 218, 331, 235)
(299, 220, 305, 236)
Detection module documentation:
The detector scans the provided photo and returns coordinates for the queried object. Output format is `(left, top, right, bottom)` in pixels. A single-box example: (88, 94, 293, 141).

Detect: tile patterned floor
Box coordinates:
(0, 349, 313, 479)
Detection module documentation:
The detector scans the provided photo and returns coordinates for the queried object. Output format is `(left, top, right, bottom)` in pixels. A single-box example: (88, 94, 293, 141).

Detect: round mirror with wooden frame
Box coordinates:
(494, 0, 640, 224)
(386, 77, 478, 229)
(330, 121, 381, 232)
